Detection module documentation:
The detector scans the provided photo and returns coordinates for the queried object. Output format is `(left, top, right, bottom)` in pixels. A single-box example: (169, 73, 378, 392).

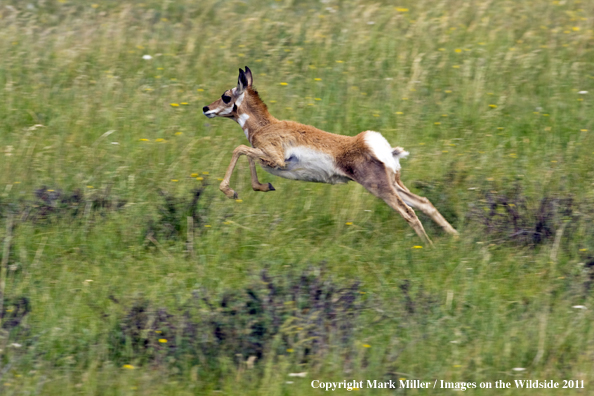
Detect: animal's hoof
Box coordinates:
(220, 185, 238, 199)
(232, 191, 239, 199)
(268, 183, 275, 191)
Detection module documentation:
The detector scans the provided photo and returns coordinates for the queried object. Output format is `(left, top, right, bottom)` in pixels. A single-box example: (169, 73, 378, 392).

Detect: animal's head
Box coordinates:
(202, 67, 253, 119)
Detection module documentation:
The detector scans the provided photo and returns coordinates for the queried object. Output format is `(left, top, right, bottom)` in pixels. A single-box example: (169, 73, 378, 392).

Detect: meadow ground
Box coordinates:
(1, 0, 594, 394)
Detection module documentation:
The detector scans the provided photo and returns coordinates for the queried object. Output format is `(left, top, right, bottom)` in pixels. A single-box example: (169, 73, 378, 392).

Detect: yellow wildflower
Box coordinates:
(170, 103, 179, 107)
(158, 339, 168, 343)
(123, 364, 134, 370)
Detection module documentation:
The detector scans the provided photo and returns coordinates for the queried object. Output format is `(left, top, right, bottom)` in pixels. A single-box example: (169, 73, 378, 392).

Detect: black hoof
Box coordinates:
(268, 183, 275, 191)
(233, 191, 239, 199)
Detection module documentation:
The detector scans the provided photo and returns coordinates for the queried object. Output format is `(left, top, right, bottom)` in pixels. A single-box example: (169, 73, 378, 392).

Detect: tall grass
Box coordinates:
(1, 0, 593, 394)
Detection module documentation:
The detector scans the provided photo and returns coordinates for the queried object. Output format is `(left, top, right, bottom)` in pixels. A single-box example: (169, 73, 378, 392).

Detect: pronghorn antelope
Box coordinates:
(203, 67, 458, 244)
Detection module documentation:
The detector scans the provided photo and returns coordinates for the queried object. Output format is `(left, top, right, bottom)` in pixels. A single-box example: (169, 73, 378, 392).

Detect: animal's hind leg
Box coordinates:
(351, 161, 432, 245)
(394, 171, 458, 236)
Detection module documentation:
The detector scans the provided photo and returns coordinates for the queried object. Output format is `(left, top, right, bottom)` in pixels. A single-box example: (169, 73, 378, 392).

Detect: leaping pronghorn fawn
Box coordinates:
(203, 67, 458, 244)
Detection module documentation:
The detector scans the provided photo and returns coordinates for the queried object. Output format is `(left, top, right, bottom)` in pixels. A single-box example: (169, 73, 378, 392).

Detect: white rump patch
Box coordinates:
(262, 146, 350, 185)
(363, 131, 400, 172)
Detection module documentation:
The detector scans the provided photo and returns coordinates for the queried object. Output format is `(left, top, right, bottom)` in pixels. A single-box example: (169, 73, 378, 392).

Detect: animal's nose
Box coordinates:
(202, 106, 209, 113)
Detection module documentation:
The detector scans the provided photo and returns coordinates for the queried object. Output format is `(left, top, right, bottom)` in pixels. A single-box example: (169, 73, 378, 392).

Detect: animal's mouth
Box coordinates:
(203, 112, 216, 118)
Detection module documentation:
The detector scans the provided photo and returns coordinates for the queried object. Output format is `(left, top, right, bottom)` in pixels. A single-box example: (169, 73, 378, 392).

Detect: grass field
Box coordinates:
(1, 0, 594, 394)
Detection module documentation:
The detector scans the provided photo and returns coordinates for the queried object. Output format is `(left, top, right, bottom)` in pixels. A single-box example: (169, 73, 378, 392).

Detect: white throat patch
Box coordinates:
(237, 113, 250, 139)
(238, 113, 250, 127)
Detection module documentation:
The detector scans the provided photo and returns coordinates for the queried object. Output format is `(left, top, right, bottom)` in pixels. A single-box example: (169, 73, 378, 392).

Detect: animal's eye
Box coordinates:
(221, 95, 231, 104)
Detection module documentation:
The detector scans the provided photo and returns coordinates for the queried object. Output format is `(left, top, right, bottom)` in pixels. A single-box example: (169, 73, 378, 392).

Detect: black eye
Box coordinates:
(221, 95, 231, 104)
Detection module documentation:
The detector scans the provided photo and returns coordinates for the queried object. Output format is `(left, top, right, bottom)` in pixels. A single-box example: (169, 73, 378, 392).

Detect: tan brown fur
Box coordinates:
(203, 67, 458, 244)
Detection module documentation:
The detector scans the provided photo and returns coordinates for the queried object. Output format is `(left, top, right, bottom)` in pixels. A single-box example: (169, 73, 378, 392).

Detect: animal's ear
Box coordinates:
(237, 68, 248, 93)
(244, 66, 253, 87)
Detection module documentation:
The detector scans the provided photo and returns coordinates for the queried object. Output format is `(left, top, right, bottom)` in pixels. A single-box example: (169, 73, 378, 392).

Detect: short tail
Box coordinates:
(392, 146, 409, 159)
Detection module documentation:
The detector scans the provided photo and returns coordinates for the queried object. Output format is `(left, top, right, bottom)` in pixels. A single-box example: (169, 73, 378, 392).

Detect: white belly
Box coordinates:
(261, 146, 350, 184)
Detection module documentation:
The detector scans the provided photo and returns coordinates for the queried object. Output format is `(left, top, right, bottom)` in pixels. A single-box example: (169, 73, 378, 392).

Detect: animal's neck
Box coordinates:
(233, 89, 276, 141)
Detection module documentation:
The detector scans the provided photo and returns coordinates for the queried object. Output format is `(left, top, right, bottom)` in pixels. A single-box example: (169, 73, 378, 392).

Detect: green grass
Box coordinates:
(1, 0, 594, 394)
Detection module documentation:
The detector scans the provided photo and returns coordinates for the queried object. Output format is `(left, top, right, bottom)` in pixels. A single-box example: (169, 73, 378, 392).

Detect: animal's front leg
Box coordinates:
(219, 145, 277, 199)
(248, 157, 275, 192)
